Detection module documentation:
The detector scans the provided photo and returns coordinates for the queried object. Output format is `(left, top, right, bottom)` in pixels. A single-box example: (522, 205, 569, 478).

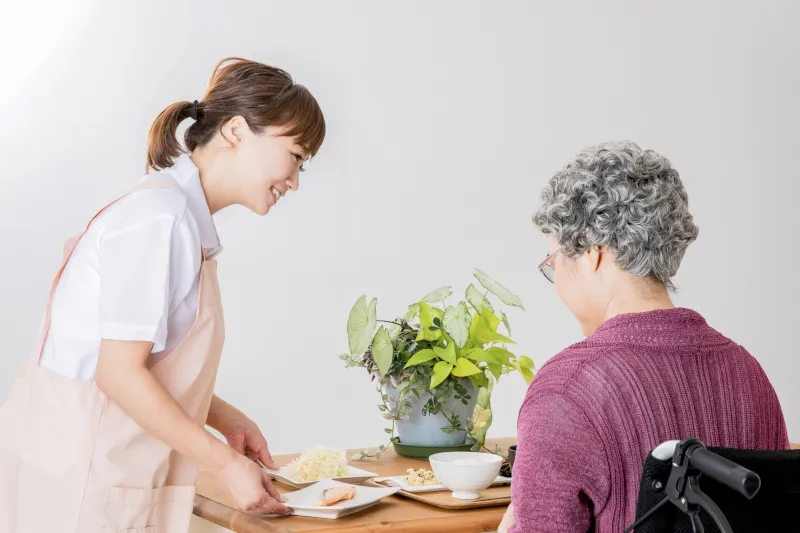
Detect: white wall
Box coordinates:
(1, 0, 798, 454)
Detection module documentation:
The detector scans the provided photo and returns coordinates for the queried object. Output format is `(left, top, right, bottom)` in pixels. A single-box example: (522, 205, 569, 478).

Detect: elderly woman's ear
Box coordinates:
(586, 245, 604, 273)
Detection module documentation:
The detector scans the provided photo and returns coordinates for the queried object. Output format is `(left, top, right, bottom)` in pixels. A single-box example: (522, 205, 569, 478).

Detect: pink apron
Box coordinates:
(0, 179, 225, 532)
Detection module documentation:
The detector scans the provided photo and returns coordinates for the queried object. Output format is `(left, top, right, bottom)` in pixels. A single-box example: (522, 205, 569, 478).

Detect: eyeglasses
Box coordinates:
(538, 249, 559, 283)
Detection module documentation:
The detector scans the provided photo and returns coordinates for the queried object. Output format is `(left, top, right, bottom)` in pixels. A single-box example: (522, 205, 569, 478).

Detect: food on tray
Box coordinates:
(315, 485, 357, 506)
(405, 467, 440, 486)
(283, 446, 349, 482)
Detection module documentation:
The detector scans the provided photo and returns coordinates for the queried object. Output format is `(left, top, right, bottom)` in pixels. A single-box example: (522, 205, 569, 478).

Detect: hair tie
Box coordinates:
(190, 100, 199, 121)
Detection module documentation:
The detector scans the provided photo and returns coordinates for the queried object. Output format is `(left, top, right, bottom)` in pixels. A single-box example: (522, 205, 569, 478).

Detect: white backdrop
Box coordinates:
(1, 0, 798, 455)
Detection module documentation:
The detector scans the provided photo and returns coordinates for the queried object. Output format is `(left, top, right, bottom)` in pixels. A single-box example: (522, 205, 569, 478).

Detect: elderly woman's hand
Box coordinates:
(498, 503, 515, 533)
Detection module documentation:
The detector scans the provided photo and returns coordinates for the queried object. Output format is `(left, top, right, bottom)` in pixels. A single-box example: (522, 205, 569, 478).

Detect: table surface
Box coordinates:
(194, 439, 800, 533)
(194, 437, 516, 533)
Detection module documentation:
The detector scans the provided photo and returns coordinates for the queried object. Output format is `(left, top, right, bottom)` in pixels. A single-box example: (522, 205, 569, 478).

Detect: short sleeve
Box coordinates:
(509, 385, 611, 533)
(97, 190, 190, 353)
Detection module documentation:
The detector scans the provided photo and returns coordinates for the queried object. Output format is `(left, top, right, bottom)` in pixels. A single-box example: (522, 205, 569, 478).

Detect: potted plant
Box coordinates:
(340, 269, 534, 459)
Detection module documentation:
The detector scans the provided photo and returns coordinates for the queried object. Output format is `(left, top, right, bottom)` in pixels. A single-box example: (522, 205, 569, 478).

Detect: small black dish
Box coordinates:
(500, 445, 517, 478)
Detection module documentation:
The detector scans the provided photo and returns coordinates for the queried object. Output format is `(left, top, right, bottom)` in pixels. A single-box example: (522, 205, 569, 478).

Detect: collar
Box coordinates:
(587, 308, 717, 347)
(166, 154, 223, 260)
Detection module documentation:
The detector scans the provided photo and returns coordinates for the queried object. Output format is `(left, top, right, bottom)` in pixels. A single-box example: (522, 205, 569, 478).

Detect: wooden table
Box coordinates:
(194, 437, 515, 533)
(194, 439, 800, 533)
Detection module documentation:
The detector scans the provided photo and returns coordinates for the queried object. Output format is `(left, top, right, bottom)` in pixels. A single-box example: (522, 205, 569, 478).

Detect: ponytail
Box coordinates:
(145, 57, 325, 173)
(145, 101, 195, 172)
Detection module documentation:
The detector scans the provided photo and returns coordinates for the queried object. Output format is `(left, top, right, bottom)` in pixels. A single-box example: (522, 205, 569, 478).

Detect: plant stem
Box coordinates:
(441, 409, 466, 437)
(377, 320, 404, 327)
(481, 445, 504, 457)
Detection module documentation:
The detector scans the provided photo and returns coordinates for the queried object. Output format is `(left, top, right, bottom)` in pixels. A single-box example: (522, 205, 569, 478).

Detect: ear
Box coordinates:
(219, 116, 248, 148)
(586, 245, 602, 273)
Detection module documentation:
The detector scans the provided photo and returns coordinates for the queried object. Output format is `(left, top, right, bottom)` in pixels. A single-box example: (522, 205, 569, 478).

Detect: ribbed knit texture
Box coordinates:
(509, 308, 790, 533)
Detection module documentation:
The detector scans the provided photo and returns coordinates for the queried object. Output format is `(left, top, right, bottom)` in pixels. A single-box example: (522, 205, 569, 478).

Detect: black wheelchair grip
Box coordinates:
(690, 448, 761, 499)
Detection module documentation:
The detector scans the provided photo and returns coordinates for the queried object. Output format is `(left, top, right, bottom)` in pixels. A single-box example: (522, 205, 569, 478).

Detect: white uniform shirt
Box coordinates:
(40, 154, 222, 380)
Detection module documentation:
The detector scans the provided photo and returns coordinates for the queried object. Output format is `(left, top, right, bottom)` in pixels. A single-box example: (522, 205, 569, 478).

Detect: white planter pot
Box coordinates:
(383, 379, 478, 447)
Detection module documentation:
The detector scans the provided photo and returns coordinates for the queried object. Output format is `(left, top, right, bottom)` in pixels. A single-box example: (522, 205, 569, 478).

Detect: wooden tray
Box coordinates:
(369, 480, 511, 510)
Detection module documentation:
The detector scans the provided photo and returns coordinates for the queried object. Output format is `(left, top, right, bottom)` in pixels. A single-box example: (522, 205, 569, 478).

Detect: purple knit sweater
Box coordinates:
(509, 308, 789, 533)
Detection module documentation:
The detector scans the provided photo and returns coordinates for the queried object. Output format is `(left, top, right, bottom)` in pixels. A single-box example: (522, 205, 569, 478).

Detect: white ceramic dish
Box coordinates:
(373, 474, 511, 493)
(265, 465, 379, 489)
(428, 452, 503, 500)
(282, 479, 400, 519)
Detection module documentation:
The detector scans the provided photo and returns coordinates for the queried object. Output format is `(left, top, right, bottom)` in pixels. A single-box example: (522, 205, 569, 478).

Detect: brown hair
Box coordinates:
(146, 57, 326, 171)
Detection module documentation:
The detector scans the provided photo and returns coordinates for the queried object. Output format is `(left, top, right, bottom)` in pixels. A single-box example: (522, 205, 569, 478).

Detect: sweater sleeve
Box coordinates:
(509, 385, 610, 533)
(749, 354, 791, 450)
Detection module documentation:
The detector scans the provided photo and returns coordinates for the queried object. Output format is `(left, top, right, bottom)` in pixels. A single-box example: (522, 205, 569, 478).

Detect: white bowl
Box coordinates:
(428, 452, 503, 500)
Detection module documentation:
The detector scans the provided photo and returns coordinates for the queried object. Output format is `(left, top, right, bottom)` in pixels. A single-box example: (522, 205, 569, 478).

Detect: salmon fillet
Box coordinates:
(315, 485, 357, 506)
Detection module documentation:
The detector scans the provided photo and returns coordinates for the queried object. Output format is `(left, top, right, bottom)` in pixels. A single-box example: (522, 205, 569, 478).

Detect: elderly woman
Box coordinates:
(499, 141, 789, 533)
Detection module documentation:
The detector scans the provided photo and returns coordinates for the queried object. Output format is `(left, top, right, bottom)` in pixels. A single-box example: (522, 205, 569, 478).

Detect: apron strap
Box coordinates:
(33, 178, 185, 365)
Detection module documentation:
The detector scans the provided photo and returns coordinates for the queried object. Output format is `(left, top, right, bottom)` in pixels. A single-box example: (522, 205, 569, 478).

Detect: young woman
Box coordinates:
(0, 57, 325, 532)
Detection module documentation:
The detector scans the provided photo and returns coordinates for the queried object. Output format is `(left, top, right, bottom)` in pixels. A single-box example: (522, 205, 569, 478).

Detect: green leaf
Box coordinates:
(430, 361, 453, 389)
(433, 343, 456, 364)
(387, 322, 402, 341)
(468, 386, 493, 450)
(520, 367, 534, 383)
(415, 301, 445, 341)
(371, 327, 393, 377)
(469, 313, 482, 341)
(485, 347, 514, 366)
(475, 384, 492, 409)
(347, 296, 377, 355)
(501, 312, 512, 336)
(405, 303, 420, 322)
(481, 309, 502, 332)
(415, 325, 442, 342)
(404, 348, 437, 368)
(423, 286, 453, 303)
(468, 371, 489, 390)
(485, 371, 496, 393)
(465, 284, 493, 314)
(463, 348, 500, 365)
(451, 358, 482, 377)
(518, 355, 535, 369)
(471, 311, 515, 344)
(474, 269, 524, 309)
(482, 330, 515, 344)
(419, 300, 444, 326)
(443, 302, 471, 348)
(487, 363, 502, 380)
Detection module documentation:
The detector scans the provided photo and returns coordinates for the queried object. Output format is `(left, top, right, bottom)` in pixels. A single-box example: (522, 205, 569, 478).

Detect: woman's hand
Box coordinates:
(219, 453, 291, 515)
(498, 503, 515, 533)
(207, 395, 277, 469)
(205, 397, 287, 514)
(224, 417, 277, 470)
(95, 345, 289, 515)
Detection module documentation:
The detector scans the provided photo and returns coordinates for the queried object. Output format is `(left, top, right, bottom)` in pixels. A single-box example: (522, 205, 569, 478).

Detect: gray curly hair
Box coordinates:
(532, 141, 699, 289)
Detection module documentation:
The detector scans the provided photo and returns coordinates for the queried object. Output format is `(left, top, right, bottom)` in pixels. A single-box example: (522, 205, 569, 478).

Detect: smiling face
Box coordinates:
(226, 121, 309, 216)
(160, 58, 325, 215)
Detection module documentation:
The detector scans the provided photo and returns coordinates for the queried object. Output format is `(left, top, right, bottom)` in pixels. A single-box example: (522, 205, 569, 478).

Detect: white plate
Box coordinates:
(265, 465, 379, 489)
(282, 479, 400, 519)
(373, 474, 512, 493)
